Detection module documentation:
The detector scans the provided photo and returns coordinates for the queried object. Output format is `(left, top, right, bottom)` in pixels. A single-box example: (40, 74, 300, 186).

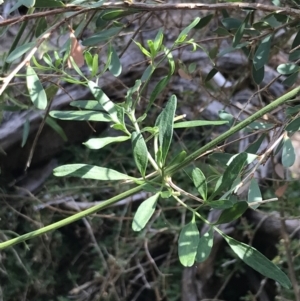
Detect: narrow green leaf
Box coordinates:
(83, 136, 130, 149)
(286, 117, 300, 132)
(175, 17, 200, 44)
(147, 76, 171, 111)
(164, 47, 175, 76)
(196, 227, 213, 263)
(125, 80, 142, 108)
(101, 9, 138, 20)
(206, 199, 234, 209)
(277, 63, 299, 75)
(222, 234, 291, 288)
(92, 54, 99, 77)
(282, 136, 296, 167)
(53, 164, 134, 180)
(169, 150, 187, 167)
(205, 68, 218, 82)
(221, 18, 242, 30)
(49, 110, 111, 122)
(21, 118, 30, 147)
(248, 178, 262, 209)
(286, 105, 300, 116)
(133, 40, 151, 57)
(252, 64, 264, 85)
(233, 13, 250, 48)
(178, 217, 200, 267)
(132, 193, 159, 231)
(141, 65, 154, 82)
(82, 27, 122, 46)
(70, 100, 104, 111)
(88, 81, 120, 124)
(35, 17, 47, 37)
(26, 65, 47, 110)
(6, 42, 35, 63)
(282, 72, 299, 87)
(45, 116, 67, 142)
(211, 152, 247, 199)
(253, 34, 272, 70)
(174, 120, 228, 128)
(214, 201, 248, 225)
(245, 134, 266, 154)
(132, 132, 148, 178)
(156, 95, 177, 164)
(153, 29, 164, 52)
(109, 45, 122, 77)
(192, 168, 207, 201)
(195, 14, 213, 29)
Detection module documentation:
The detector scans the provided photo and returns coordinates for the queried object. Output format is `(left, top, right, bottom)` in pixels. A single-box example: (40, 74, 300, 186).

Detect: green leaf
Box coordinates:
(221, 17, 242, 30)
(286, 105, 300, 116)
(70, 100, 104, 111)
(218, 110, 234, 127)
(178, 216, 200, 267)
(222, 234, 291, 288)
(35, 17, 47, 37)
(141, 65, 154, 82)
(21, 118, 30, 147)
(282, 136, 296, 167)
(125, 80, 142, 108)
(277, 63, 299, 75)
(196, 227, 213, 263)
(83, 136, 130, 150)
(245, 134, 266, 154)
(156, 95, 177, 165)
(248, 178, 262, 209)
(153, 29, 164, 52)
(88, 81, 120, 124)
(132, 132, 148, 178)
(133, 40, 151, 57)
(101, 9, 138, 20)
(192, 168, 207, 201)
(6, 42, 35, 63)
(132, 193, 159, 231)
(252, 64, 264, 85)
(195, 14, 213, 30)
(82, 27, 122, 46)
(53, 164, 134, 180)
(286, 117, 300, 132)
(211, 152, 247, 199)
(168, 150, 187, 167)
(84, 51, 93, 72)
(45, 116, 67, 142)
(282, 72, 299, 87)
(206, 199, 234, 209)
(91, 53, 99, 77)
(49, 110, 111, 122)
(164, 47, 175, 76)
(34, 0, 64, 7)
(174, 120, 228, 128)
(147, 76, 170, 111)
(205, 68, 218, 82)
(175, 17, 200, 44)
(26, 65, 47, 110)
(253, 34, 272, 70)
(233, 13, 250, 48)
(214, 201, 248, 224)
(109, 45, 122, 77)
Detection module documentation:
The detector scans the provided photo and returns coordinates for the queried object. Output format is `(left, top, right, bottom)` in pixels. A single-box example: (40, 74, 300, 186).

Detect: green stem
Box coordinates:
(0, 183, 146, 250)
(166, 86, 300, 175)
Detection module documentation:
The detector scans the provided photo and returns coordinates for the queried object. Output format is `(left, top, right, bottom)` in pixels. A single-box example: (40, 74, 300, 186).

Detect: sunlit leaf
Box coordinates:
(248, 178, 262, 209)
(178, 216, 200, 267)
(49, 110, 111, 122)
(192, 168, 207, 201)
(83, 136, 130, 149)
(6, 42, 35, 63)
(53, 164, 134, 180)
(109, 45, 122, 77)
(174, 120, 228, 128)
(196, 227, 213, 263)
